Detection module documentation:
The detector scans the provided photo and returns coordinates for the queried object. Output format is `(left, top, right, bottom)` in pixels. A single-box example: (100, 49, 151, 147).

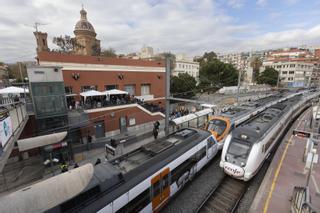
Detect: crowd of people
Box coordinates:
(67, 94, 164, 114)
(170, 107, 190, 120)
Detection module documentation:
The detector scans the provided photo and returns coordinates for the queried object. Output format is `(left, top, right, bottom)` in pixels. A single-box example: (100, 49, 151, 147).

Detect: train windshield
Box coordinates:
(207, 119, 227, 136)
(227, 141, 250, 159)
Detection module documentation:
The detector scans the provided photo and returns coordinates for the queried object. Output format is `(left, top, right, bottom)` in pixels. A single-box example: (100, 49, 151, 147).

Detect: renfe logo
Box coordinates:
(224, 163, 244, 177)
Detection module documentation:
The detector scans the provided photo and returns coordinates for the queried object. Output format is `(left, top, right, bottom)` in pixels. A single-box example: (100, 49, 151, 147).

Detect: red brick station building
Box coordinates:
(23, 7, 165, 146)
(38, 52, 165, 137)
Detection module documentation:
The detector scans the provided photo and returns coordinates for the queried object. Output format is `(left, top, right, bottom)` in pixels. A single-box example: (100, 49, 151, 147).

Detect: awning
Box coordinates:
(170, 114, 197, 125)
(195, 108, 213, 117)
(80, 90, 105, 97)
(103, 89, 128, 96)
(201, 103, 217, 109)
(0, 164, 94, 213)
(17, 131, 67, 152)
(0, 86, 29, 94)
(66, 93, 77, 97)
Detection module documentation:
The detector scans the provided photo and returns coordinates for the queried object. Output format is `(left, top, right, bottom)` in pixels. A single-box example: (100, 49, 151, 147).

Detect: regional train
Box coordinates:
(0, 128, 219, 213)
(220, 92, 316, 181)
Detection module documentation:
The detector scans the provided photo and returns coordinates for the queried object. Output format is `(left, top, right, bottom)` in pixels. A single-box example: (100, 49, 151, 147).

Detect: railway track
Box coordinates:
(196, 175, 247, 213)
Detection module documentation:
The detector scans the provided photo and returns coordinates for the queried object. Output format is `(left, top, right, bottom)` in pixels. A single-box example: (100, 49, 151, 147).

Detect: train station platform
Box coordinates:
(250, 108, 320, 212)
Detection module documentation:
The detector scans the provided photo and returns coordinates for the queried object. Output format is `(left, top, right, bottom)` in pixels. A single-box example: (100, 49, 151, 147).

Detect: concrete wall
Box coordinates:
(27, 66, 63, 82)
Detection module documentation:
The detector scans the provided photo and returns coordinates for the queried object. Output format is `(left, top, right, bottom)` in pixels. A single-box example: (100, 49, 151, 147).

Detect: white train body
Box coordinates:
(220, 91, 319, 181)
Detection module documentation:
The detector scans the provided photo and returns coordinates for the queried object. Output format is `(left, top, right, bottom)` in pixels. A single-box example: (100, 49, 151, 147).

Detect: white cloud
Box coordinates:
(256, 0, 267, 6)
(0, 0, 319, 63)
(284, 0, 300, 5)
(227, 0, 245, 9)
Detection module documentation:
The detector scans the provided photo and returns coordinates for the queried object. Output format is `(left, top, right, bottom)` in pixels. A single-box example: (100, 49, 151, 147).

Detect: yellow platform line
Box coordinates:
(263, 135, 292, 213)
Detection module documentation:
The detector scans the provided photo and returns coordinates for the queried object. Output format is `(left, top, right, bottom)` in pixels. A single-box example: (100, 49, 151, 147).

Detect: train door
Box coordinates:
(151, 168, 170, 212)
(206, 136, 218, 159)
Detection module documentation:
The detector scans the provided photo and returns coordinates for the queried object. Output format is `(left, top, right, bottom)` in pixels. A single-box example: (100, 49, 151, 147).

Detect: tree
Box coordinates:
(101, 47, 117, 57)
(195, 51, 217, 66)
(250, 57, 262, 83)
(52, 35, 83, 53)
(171, 73, 197, 98)
(199, 58, 238, 90)
(257, 67, 278, 86)
(7, 62, 27, 81)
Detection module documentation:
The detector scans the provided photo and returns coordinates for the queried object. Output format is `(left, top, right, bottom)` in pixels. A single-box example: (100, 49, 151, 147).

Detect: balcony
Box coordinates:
(0, 100, 29, 172)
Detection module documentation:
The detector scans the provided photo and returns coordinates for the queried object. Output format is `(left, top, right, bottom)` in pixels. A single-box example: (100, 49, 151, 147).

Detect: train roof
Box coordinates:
(48, 128, 211, 212)
(232, 95, 302, 143)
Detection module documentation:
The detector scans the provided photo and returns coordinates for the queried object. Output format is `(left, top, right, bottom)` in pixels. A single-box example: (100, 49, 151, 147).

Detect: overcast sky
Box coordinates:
(1, 0, 320, 63)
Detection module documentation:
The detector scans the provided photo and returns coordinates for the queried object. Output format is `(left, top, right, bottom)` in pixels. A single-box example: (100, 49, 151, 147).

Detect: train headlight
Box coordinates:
(241, 162, 246, 167)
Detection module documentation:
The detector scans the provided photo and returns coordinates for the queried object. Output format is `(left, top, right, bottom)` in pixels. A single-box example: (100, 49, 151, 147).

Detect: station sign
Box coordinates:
(292, 130, 311, 138)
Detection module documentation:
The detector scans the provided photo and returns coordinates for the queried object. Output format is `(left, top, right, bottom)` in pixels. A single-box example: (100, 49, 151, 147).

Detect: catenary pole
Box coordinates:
(165, 57, 171, 136)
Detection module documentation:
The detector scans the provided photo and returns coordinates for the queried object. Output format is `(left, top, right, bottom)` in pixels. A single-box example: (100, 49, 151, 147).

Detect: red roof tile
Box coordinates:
(38, 51, 165, 67)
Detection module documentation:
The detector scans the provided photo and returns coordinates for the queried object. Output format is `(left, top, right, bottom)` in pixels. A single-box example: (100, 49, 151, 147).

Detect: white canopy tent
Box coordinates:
(0, 86, 29, 94)
(103, 89, 128, 96)
(80, 90, 105, 98)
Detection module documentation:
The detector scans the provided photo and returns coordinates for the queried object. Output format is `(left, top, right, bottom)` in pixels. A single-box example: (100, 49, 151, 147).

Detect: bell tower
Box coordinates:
(33, 31, 50, 53)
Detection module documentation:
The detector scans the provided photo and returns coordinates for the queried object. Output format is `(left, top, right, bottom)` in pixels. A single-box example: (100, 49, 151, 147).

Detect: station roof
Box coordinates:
(37, 52, 165, 68)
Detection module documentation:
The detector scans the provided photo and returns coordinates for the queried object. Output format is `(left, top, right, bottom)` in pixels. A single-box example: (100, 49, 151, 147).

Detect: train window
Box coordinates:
(207, 120, 227, 136)
(117, 188, 150, 213)
(152, 180, 161, 198)
(162, 174, 170, 188)
(207, 136, 216, 148)
(196, 147, 206, 161)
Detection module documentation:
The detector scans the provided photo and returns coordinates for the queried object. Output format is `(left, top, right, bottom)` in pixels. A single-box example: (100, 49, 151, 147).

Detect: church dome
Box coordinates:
(74, 8, 95, 34)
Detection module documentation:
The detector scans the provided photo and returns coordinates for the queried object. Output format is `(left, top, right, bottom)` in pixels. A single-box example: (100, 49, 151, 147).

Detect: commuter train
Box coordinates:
(205, 116, 234, 149)
(220, 93, 314, 181)
(0, 128, 219, 213)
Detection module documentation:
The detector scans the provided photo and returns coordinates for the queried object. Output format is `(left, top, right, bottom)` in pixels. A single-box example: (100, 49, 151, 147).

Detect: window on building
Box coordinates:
(282, 71, 288, 75)
(277, 65, 281, 68)
(105, 85, 118, 90)
(289, 71, 294, 74)
(81, 85, 97, 92)
(141, 84, 151, 96)
(290, 64, 295, 67)
(124, 84, 136, 95)
(65, 86, 73, 94)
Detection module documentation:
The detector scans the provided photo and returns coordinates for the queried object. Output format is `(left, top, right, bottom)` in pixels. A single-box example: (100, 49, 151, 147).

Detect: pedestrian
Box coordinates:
(87, 132, 92, 143)
(60, 162, 68, 173)
(95, 158, 101, 165)
(153, 128, 158, 139)
(74, 163, 79, 168)
(154, 121, 160, 130)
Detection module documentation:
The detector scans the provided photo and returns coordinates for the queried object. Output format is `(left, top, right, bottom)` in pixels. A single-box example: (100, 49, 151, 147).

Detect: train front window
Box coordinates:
(227, 141, 250, 159)
(207, 119, 227, 136)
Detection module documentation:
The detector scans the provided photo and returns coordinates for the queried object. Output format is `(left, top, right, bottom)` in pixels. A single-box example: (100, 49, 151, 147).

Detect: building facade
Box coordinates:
(172, 54, 200, 83)
(27, 66, 68, 132)
(217, 52, 249, 71)
(31, 7, 165, 139)
(262, 61, 314, 87)
(36, 52, 165, 138)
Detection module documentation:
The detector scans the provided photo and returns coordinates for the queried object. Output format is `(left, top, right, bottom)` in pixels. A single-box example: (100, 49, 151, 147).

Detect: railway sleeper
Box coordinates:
(214, 191, 237, 203)
(212, 197, 233, 211)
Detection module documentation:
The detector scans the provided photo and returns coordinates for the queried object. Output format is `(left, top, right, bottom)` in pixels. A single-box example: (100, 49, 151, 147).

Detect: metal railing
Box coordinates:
(291, 186, 317, 213)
